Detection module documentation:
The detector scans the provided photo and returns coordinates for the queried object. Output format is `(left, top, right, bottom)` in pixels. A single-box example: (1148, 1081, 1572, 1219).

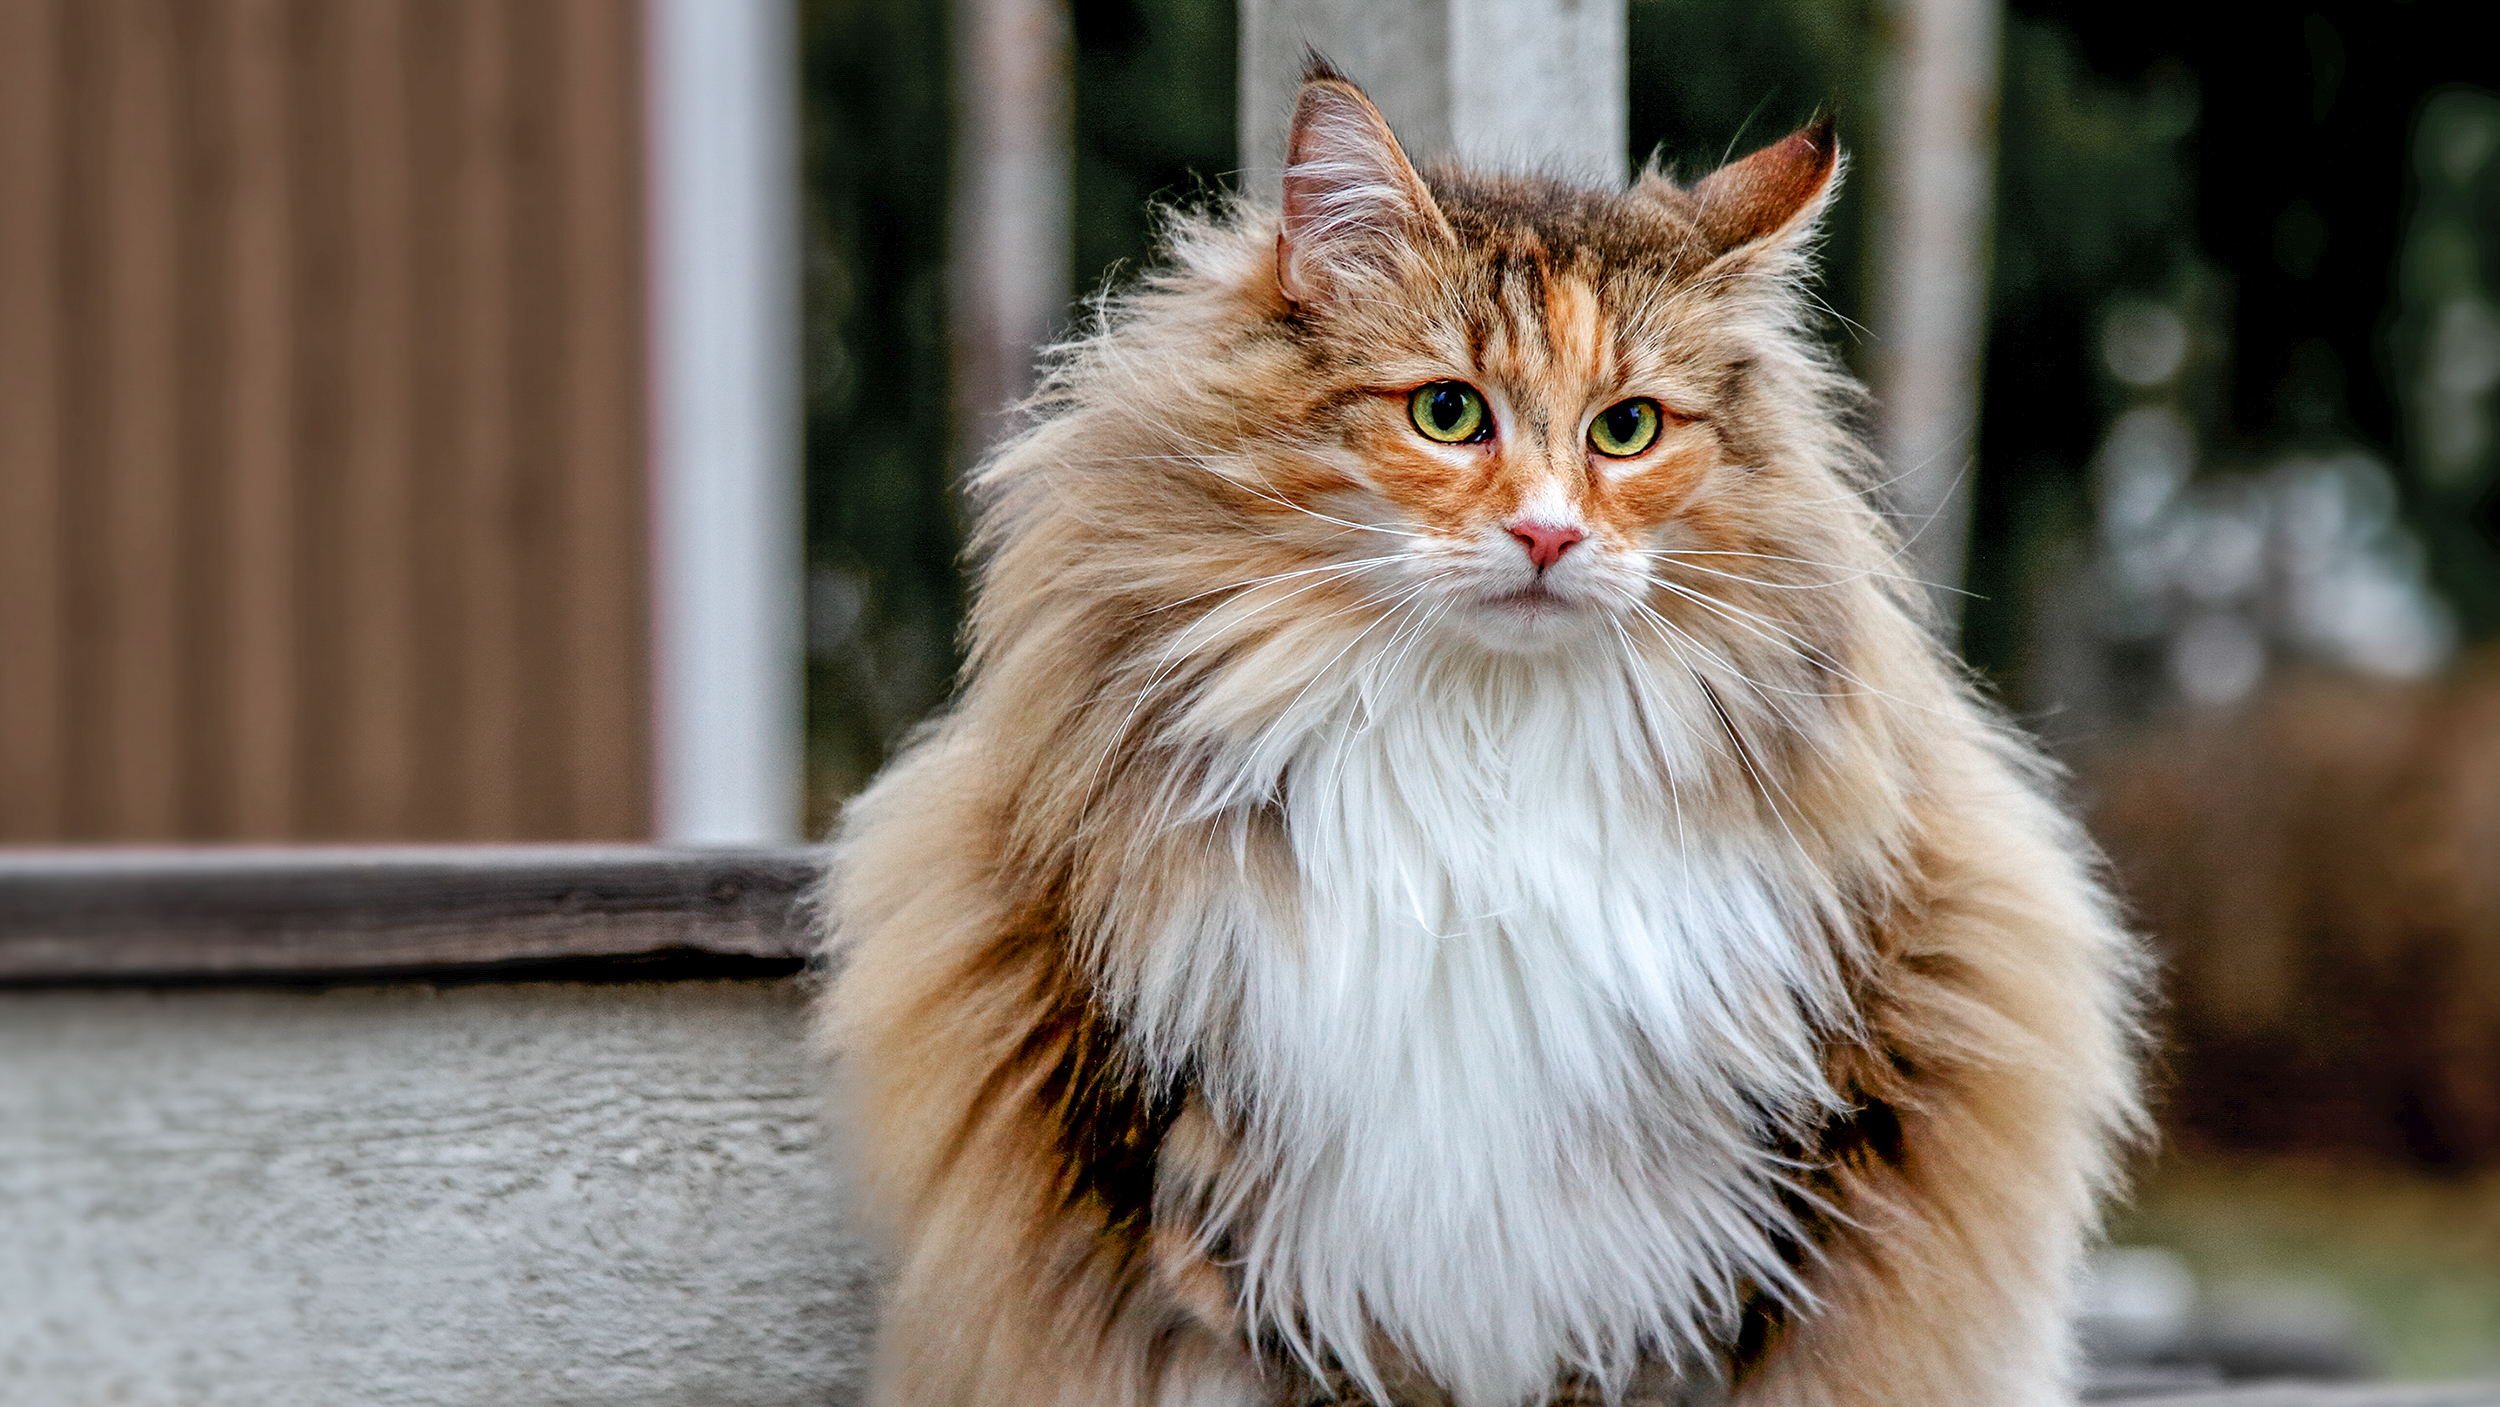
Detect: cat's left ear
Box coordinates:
(1688, 118, 1840, 259)
(1276, 70, 1457, 311)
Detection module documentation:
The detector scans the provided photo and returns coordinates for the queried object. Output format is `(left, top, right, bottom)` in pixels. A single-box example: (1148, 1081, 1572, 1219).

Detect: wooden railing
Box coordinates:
(0, 844, 818, 984)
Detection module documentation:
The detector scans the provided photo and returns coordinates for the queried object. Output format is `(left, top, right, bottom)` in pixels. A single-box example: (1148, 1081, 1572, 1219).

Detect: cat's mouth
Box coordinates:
(1480, 582, 1583, 614)
(1456, 581, 1607, 651)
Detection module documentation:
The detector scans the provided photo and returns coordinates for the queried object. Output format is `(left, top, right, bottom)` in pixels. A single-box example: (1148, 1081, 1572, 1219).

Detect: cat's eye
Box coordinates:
(1588, 399, 1664, 458)
(1408, 382, 1490, 444)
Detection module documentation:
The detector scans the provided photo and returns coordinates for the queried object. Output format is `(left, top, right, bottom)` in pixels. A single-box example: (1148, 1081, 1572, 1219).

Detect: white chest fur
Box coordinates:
(1168, 645, 1849, 1407)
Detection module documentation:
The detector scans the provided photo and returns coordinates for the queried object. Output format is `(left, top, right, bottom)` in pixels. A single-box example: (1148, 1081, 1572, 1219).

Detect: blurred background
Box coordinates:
(3, 0, 2498, 1384)
(810, 2, 2500, 1377)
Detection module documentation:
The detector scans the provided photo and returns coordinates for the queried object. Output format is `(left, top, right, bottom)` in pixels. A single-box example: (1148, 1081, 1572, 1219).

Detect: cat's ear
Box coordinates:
(1691, 118, 1840, 258)
(1276, 68, 1455, 311)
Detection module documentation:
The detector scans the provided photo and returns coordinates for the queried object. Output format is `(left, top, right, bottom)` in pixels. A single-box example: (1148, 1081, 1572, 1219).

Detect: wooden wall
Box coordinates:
(0, 0, 651, 842)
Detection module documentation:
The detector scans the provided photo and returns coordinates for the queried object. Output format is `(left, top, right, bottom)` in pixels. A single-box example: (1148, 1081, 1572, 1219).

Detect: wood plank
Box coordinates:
(449, 0, 522, 838)
(401, 2, 470, 839)
(556, 0, 653, 841)
(219, 0, 300, 837)
(0, 0, 665, 846)
(335, 0, 418, 837)
(505, 0, 570, 840)
(0, 0, 66, 840)
(95, 0, 188, 837)
(168, 0, 231, 834)
(52, 0, 110, 838)
(278, 0, 356, 837)
(0, 845, 821, 983)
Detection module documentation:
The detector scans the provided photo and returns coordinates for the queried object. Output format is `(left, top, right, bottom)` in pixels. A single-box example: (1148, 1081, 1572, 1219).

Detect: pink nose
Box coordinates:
(1509, 521, 1585, 571)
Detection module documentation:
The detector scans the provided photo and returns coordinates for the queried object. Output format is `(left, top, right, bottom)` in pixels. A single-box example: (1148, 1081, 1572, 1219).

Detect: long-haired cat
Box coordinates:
(819, 63, 2143, 1407)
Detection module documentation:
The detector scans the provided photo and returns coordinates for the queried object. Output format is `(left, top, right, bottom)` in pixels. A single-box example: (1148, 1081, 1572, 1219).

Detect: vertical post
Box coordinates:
(1869, 0, 2002, 621)
(1238, 0, 1626, 201)
(647, 0, 802, 843)
(950, 0, 1073, 469)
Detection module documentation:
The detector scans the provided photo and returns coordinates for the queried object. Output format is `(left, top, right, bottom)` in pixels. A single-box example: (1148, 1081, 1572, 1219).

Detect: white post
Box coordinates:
(1239, 0, 1627, 200)
(647, 0, 802, 843)
(1869, 0, 2002, 619)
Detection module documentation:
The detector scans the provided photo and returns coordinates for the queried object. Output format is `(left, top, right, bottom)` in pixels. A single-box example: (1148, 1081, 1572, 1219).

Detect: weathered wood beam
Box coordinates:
(0, 846, 821, 984)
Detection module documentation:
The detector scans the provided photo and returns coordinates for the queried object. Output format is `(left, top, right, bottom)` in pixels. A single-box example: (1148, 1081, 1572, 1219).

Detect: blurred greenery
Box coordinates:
(1977, 5, 2500, 700)
(797, 0, 2500, 821)
(1628, 0, 1878, 368)
(1966, 18, 2207, 688)
(2392, 85, 2500, 633)
(1072, 0, 1238, 294)
(800, 0, 961, 823)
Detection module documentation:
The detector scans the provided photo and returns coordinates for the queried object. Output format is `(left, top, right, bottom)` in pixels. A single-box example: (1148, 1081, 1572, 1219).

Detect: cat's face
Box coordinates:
(1311, 252, 1740, 653)
(1255, 76, 1840, 655)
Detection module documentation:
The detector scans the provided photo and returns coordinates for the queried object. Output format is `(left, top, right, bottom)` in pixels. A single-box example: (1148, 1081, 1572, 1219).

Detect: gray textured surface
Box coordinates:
(0, 979, 872, 1407)
(2112, 1386, 2500, 1407)
(3, 974, 2487, 1407)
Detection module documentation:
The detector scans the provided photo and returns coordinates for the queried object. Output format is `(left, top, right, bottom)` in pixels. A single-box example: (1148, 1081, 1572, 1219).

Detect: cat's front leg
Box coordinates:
(1722, 1124, 2087, 1407)
(1724, 787, 2136, 1407)
(1722, 1132, 2087, 1407)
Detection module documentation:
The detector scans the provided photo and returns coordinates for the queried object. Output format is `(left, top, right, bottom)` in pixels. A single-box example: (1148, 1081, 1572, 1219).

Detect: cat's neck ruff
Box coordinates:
(1142, 629, 1857, 1406)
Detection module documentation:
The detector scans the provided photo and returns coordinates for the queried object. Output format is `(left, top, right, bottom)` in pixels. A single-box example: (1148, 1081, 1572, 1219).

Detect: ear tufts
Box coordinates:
(1275, 69, 1452, 311)
(1299, 46, 1348, 87)
(1692, 117, 1841, 256)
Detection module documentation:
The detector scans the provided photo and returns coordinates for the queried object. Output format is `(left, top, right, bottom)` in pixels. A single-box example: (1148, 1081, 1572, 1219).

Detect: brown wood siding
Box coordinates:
(0, 0, 651, 842)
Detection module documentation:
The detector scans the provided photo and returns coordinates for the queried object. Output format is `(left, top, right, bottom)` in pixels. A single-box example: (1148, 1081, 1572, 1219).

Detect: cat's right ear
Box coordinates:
(1686, 117, 1841, 260)
(1276, 72, 1455, 312)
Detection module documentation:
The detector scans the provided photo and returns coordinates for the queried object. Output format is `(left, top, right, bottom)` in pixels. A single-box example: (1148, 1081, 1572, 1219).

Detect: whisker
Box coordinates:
(1079, 561, 1427, 812)
(1626, 609, 1821, 870)
(1626, 600, 1837, 753)
(1605, 619, 1695, 891)
(1146, 551, 1434, 615)
(1135, 451, 1429, 543)
(1888, 454, 1975, 557)
(1638, 555, 1875, 594)
(1628, 599, 1856, 710)
(1216, 576, 1449, 817)
(1645, 580, 1963, 722)
(1268, 575, 1444, 734)
(1359, 589, 1458, 728)
(1652, 547, 1972, 597)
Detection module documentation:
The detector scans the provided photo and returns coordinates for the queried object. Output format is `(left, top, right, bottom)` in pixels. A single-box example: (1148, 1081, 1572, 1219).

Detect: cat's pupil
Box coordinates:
(1604, 404, 1642, 441)
(1429, 388, 1468, 432)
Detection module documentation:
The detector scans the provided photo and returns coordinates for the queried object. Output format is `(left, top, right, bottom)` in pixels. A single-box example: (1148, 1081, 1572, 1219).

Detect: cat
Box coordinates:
(818, 61, 2144, 1407)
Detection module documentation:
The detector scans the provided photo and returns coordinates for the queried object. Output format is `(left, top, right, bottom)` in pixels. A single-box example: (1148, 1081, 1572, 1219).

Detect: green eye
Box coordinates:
(1589, 398, 1664, 458)
(1408, 382, 1490, 444)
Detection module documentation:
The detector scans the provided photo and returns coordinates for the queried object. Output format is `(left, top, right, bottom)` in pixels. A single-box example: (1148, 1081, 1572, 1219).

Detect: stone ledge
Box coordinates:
(0, 844, 823, 984)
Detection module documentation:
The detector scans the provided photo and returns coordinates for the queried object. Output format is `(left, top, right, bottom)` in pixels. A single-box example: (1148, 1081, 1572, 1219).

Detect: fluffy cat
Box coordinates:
(818, 63, 2143, 1407)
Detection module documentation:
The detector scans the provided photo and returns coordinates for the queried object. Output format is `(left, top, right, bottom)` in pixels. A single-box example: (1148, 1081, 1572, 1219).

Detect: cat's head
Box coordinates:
(1210, 64, 1853, 656)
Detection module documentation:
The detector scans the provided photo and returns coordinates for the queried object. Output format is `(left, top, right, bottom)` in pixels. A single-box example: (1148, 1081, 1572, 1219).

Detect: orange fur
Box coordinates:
(818, 69, 2144, 1407)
